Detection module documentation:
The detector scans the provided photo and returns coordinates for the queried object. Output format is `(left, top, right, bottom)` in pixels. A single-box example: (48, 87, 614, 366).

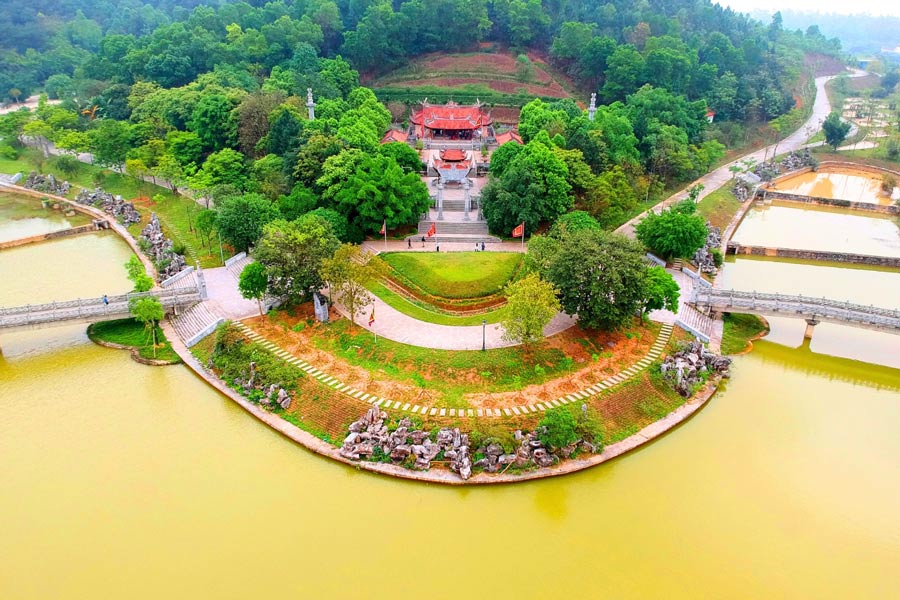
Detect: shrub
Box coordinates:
(882, 174, 897, 194)
(711, 247, 724, 267)
(538, 406, 578, 449)
(575, 406, 604, 449)
(0, 144, 18, 159)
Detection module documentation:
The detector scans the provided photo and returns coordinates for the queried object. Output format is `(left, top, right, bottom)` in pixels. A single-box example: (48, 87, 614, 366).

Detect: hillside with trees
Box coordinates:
(0, 0, 845, 251)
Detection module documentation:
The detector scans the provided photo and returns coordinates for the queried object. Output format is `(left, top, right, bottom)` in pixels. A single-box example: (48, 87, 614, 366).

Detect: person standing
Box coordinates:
(481, 241, 485, 252)
(408, 238, 412, 249)
(102, 294, 109, 305)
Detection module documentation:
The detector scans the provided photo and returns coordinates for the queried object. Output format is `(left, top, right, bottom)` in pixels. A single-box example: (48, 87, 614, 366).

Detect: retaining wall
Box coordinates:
(0, 223, 99, 250)
(728, 244, 900, 268)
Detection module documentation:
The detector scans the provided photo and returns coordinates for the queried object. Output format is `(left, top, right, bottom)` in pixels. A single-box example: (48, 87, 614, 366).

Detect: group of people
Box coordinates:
(404, 238, 486, 252)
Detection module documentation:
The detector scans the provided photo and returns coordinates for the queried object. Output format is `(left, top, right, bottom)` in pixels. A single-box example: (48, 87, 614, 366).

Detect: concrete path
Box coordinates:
(202, 266, 260, 321)
(615, 69, 867, 239)
(332, 294, 579, 351)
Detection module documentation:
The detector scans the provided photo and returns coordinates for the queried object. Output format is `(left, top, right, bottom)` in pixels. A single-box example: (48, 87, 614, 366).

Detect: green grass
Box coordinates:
(696, 186, 743, 229)
(88, 318, 181, 363)
(312, 319, 593, 407)
(368, 280, 508, 326)
(381, 251, 523, 299)
(0, 151, 222, 268)
(721, 313, 769, 355)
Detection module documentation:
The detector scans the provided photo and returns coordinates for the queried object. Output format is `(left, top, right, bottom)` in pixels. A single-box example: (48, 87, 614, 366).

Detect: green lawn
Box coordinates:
(88, 318, 181, 363)
(311, 319, 617, 407)
(382, 251, 523, 299)
(368, 280, 508, 326)
(721, 312, 768, 355)
(696, 186, 743, 229)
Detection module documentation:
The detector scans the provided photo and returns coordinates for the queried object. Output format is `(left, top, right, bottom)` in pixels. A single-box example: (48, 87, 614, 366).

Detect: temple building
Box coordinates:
(409, 100, 492, 141)
(431, 148, 474, 183)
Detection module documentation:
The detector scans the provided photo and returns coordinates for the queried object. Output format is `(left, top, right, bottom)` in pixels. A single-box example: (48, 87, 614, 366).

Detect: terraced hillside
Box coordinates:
(370, 51, 576, 110)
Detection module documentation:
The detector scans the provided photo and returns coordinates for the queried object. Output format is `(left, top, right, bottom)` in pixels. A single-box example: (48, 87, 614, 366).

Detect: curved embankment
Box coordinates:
(0, 182, 157, 278)
(162, 320, 719, 485)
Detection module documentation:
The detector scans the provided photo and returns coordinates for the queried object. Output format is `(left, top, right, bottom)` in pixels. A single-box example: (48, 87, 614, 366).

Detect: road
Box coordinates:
(615, 69, 867, 238)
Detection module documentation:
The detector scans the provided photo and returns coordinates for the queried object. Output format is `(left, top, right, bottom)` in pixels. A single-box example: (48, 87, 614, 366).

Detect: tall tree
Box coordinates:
(822, 111, 851, 151)
(216, 193, 279, 253)
(238, 262, 269, 315)
(320, 244, 386, 328)
(547, 229, 649, 331)
(634, 201, 708, 260)
(500, 273, 561, 345)
(128, 296, 165, 358)
(253, 214, 341, 303)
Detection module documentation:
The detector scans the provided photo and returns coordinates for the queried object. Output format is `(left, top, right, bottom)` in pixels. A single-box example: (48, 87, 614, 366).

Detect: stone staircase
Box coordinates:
(225, 252, 253, 280)
(170, 302, 224, 347)
(411, 220, 499, 243)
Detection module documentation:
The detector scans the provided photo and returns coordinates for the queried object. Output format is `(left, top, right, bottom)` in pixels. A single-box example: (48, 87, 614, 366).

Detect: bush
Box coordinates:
(882, 174, 897, 194)
(538, 407, 578, 449)
(711, 247, 724, 267)
(575, 406, 604, 448)
(0, 144, 18, 159)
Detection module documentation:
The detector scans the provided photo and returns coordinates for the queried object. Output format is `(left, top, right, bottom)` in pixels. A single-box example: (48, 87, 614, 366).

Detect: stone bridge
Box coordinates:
(690, 288, 900, 338)
(0, 286, 202, 336)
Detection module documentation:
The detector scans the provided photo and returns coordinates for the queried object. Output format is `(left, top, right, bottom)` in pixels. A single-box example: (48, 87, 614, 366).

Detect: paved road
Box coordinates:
(615, 69, 867, 239)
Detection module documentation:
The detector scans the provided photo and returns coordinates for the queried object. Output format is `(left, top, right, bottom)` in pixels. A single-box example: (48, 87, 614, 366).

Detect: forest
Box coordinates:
(0, 0, 846, 243)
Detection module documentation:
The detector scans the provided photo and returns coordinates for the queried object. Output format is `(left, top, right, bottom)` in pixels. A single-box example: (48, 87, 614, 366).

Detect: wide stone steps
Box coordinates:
(170, 303, 224, 347)
(226, 254, 254, 280)
(415, 220, 491, 235)
(439, 199, 473, 212)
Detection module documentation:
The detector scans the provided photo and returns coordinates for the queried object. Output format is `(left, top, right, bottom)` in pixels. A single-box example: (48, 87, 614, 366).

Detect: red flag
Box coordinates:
(512, 222, 525, 238)
(426, 222, 436, 238)
(379, 220, 386, 235)
(368, 307, 375, 326)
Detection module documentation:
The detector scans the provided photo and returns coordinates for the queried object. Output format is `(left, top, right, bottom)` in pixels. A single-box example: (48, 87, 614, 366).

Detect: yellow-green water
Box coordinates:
(2, 202, 900, 598)
(731, 202, 900, 257)
(0, 192, 89, 243)
(768, 167, 891, 205)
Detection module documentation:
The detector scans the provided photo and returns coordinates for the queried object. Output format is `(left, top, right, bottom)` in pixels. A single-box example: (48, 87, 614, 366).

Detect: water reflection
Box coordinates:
(769, 167, 890, 205)
(731, 203, 900, 257)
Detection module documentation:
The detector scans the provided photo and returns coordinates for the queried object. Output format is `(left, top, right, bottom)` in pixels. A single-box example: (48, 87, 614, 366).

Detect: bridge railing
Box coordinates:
(0, 287, 201, 328)
(691, 289, 900, 327)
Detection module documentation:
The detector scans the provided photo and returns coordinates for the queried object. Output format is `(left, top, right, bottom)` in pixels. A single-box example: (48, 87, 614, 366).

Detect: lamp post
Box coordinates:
(482, 319, 486, 351)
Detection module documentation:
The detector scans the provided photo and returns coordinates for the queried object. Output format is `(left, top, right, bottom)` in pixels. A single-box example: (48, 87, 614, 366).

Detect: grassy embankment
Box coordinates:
(0, 150, 223, 268)
(696, 186, 744, 229)
(88, 318, 181, 364)
(192, 317, 688, 451)
(720, 313, 769, 355)
(367, 251, 523, 325)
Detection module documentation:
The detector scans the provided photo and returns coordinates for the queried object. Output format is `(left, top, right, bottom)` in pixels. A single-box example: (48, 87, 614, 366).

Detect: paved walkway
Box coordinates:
(615, 69, 867, 239)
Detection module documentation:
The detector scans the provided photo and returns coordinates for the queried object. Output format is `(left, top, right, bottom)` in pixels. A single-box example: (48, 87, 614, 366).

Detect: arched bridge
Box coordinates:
(0, 287, 201, 334)
(690, 288, 900, 336)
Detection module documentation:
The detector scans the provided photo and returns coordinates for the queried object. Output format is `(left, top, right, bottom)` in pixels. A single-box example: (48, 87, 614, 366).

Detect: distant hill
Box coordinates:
(749, 9, 900, 55)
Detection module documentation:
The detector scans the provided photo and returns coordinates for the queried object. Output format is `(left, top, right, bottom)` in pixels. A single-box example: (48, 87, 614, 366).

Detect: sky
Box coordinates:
(716, 0, 900, 18)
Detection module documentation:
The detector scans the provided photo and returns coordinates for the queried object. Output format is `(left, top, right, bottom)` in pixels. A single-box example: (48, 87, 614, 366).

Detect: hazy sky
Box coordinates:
(717, 0, 900, 18)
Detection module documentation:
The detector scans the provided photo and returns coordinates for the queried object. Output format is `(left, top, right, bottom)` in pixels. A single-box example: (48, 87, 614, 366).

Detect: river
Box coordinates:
(1, 200, 899, 598)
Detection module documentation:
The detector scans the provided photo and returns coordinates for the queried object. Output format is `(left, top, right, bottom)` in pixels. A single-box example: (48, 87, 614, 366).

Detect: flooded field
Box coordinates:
(768, 166, 892, 205)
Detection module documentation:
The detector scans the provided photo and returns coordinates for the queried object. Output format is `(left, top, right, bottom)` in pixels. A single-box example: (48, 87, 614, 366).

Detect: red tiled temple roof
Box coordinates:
(440, 149, 467, 161)
(410, 102, 492, 131)
(495, 130, 523, 145)
(380, 129, 409, 143)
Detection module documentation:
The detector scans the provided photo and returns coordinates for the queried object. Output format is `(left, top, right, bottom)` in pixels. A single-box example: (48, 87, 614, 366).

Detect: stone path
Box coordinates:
(232, 321, 674, 418)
